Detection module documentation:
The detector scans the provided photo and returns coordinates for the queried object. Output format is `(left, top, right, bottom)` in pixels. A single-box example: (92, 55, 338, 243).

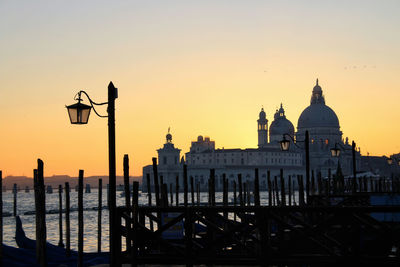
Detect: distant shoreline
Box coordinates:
(1, 175, 142, 189)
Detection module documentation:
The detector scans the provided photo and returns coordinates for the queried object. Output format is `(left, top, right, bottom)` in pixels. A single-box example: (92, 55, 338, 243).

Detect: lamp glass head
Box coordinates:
(279, 138, 290, 151)
(66, 101, 92, 124)
(331, 148, 340, 157)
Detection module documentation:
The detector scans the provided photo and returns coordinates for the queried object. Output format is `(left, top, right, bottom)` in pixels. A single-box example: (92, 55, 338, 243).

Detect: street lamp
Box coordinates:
(66, 82, 118, 265)
(387, 157, 400, 165)
(280, 130, 310, 202)
(330, 141, 357, 193)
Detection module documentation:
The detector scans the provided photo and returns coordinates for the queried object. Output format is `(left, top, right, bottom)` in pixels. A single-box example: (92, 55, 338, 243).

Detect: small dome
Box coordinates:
(269, 104, 295, 136)
(197, 135, 204, 142)
(259, 107, 266, 119)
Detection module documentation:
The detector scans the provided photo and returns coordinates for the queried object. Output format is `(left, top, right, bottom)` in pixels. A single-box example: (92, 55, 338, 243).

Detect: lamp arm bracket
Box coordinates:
(75, 90, 108, 118)
(283, 133, 303, 149)
(334, 142, 351, 151)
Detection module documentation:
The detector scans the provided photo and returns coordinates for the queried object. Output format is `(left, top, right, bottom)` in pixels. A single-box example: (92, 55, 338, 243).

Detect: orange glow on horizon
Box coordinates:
(1, 1, 400, 177)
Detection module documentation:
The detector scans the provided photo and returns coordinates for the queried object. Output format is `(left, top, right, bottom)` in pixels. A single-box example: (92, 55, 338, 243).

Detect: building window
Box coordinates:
(163, 156, 167, 165)
(241, 158, 244, 165)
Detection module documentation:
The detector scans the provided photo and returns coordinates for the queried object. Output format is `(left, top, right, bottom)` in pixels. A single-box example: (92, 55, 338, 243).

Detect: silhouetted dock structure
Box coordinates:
(111, 157, 400, 266)
(0, 156, 399, 266)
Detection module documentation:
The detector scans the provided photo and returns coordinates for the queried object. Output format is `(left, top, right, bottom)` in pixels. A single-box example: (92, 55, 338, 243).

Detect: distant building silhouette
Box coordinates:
(142, 79, 375, 190)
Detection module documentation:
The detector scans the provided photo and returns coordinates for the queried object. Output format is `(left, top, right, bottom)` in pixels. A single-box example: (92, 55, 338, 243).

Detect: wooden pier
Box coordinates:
(115, 205, 400, 266)
(110, 161, 400, 266)
(0, 157, 399, 266)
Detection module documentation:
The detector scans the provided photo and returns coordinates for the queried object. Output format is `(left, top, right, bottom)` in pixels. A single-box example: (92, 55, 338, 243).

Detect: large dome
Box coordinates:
(298, 104, 339, 129)
(297, 79, 340, 129)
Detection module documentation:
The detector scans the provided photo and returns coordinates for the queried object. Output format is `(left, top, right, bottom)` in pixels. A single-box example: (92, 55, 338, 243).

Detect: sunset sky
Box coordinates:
(1, 0, 399, 177)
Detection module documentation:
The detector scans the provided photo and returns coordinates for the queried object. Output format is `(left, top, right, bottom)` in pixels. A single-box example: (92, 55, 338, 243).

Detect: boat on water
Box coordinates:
(1, 216, 109, 267)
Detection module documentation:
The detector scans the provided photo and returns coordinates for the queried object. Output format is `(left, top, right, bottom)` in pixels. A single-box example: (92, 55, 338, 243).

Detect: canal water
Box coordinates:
(1, 189, 295, 252)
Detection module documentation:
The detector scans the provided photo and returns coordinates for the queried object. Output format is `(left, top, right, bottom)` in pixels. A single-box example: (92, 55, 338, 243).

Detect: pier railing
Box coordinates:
(116, 205, 400, 266)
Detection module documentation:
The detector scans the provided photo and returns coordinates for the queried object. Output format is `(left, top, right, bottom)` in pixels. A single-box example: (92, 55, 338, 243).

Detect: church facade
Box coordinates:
(142, 79, 360, 190)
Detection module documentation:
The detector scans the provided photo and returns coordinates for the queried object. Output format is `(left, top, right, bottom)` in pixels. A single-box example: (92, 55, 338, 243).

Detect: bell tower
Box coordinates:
(257, 107, 268, 148)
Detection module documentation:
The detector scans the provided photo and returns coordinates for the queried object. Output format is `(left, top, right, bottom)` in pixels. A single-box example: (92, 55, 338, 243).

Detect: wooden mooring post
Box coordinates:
(98, 178, 102, 253)
(123, 155, 131, 253)
(254, 169, 260, 206)
(35, 160, 46, 267)
(288, 175, 292, 206)
(238, 174, 243, 207)
(13, 183, 17, 216)
(58, 185, 64, 247)
(0, 170, 3, 260)
(209, 169, 216, 206)
(280, 169, 286, 207)
(78, 170, 84, 267)
(183, 164, 188, 207)
(267, 171, 272, 207)
(190, 176, 195, 205)
(196, 182, 200, 206)
(65, 182, 71, 257)
(175, 175, 179, 207)
(170, 183, 173, 205)
(152, 157, 160, 208)
(223, 173, 228, 218)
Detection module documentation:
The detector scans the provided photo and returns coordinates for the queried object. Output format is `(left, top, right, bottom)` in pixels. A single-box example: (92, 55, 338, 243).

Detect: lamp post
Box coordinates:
(279, 130, 310, 200)
(66, 82, 118, 266)
(330, 141, 357, 193)
(387, 157, 400, 166)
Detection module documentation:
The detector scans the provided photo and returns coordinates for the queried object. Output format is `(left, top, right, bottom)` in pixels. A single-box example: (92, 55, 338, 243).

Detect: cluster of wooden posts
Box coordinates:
(142, 158, 400, 209)
(113, 157, 400, 266)
(0, 155, 399, 266)
(0, 158, 131, 267)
